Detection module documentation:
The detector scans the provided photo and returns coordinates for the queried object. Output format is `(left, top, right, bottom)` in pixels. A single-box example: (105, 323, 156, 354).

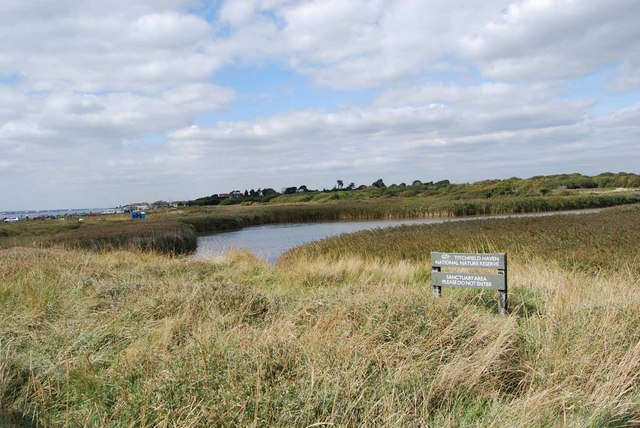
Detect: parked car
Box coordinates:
(3, 217, 19, 223)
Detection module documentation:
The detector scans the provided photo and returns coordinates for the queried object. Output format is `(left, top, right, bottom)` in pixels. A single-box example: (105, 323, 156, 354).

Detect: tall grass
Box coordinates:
(1, 206, 639, 425)
(50, 219, 198, 254)
(282, 205, 640, 272)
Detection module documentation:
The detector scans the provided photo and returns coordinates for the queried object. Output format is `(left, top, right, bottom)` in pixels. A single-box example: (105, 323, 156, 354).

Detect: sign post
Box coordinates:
(431, 252, 508, 315)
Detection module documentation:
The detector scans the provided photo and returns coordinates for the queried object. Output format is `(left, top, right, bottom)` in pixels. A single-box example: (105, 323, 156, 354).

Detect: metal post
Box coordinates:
(433, 266, 442, 298)
(498, 253, 507, 316)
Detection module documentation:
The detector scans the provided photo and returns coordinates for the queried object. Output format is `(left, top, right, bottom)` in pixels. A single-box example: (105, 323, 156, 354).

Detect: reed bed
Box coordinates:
(281, 205, 640, 272)
(1, 205, 639, 426)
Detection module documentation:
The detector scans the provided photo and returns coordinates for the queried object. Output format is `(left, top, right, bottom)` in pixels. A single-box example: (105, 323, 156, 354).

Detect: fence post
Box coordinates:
(433, 266, 442, 298)
(498, 253, 507, 316)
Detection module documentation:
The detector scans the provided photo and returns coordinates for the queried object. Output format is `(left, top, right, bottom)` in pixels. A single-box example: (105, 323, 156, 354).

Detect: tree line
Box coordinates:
(185, 172, 640, 206)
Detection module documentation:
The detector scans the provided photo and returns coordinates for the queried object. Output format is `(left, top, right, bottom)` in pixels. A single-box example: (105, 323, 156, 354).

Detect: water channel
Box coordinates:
(194, 209, 600, 263)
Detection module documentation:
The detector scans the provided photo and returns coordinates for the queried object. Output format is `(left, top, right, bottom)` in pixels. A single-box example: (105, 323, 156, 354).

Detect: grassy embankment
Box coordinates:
(1, 205, 639, 426)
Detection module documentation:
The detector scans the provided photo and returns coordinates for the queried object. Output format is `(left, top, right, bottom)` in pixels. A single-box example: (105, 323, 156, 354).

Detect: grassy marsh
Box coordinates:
(1, 206, 639, 426)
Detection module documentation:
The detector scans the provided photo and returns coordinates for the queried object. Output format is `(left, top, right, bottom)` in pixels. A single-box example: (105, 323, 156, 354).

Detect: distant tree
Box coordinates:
(372, 178, 386, 188)
(243, 190, 249, 197)
(190, 194, 221, 206)
(284, 187, 298, 195)
(337, 180, 343, 189)
(262, 188, 278, 197)
(298, 185, 308, 193)
(412, 180, 422, 186)
(347, 182, 355, 190)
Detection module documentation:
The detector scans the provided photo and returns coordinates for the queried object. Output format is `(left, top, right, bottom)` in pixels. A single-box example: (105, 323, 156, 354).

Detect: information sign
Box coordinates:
(431, 252, 508, 315)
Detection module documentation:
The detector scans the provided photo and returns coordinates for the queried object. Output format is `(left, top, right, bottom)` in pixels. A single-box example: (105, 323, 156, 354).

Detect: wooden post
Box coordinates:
(498, 254, 507, 316)
(433, 266, 442, 297)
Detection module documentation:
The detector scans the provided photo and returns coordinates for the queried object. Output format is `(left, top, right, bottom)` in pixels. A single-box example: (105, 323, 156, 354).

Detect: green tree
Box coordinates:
(372, 178, 386, 188)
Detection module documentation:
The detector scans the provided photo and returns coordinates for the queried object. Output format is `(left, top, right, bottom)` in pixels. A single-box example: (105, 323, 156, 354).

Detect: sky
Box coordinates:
(1, 0, 639, 210)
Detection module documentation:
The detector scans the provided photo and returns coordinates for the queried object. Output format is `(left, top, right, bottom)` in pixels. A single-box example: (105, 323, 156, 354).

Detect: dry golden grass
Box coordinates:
(1, 231, 639, 427)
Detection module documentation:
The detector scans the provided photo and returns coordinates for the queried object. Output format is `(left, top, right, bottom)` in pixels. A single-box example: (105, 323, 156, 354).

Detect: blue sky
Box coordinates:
(0, 0, 639, 210)
(199, 61, 376, 123)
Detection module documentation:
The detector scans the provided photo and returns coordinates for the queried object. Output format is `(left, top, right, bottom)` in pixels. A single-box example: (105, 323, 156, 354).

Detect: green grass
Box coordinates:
(1, 206, 639, 426)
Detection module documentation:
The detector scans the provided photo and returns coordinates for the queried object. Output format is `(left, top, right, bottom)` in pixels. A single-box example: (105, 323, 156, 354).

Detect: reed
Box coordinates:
(281, 205, 640, 272)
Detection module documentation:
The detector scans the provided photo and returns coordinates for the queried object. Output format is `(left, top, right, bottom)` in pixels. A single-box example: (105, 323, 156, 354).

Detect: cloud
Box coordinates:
(0, 84, 233, 147)
(1, 0, 639, 209)
(461, 0, 640, 82)
(608, 62, 640, 92)
(0, 82, 234, 208)
(221, 0, 506, 88)
(0, 1, 220, 92)
(164, 82, 618, 193)
(213, 0, 640, 89)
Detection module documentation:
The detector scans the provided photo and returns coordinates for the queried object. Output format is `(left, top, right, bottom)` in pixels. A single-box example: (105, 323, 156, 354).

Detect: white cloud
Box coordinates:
(163, 82, 620, 195)
(0, 84, 233, 147)
(0, 1, 219, 92)
(0, 0, 639, 209)
(461, 0, 640, 82)
(213, 0, 640, 89)
(608, 62, 640, 92)
(272, 0, 505, 88)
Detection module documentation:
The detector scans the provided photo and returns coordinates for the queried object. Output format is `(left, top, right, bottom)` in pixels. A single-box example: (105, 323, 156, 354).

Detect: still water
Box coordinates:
(194, 209, 600, 263)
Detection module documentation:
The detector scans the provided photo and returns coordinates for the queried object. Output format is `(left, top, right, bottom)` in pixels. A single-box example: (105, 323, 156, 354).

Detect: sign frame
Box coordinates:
(431, 252, 508, 315)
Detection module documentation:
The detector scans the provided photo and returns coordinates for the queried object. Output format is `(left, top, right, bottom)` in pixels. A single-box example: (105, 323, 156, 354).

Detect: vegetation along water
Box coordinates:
(2, 172, 640, 256)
